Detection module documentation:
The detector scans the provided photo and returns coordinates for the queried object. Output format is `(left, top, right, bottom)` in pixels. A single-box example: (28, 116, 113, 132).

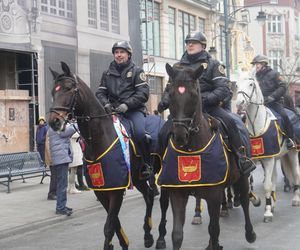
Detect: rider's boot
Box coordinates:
(236, 146, 256, 176)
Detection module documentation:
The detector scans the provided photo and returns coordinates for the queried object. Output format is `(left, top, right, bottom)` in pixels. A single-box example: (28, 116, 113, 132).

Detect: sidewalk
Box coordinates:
(0, 176, 140, 239)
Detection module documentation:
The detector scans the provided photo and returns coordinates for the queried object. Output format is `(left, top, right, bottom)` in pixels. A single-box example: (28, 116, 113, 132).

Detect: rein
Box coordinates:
(172, 113, 200, 134)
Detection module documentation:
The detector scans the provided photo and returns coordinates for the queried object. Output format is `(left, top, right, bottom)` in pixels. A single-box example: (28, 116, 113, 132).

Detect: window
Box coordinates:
(168, 7, 176, 58)
(178, 10, 196, 55)
(269, 50, 283, 72)
(295, 17, 299, 40)
(267, 15, 282, 33)
(100, 0, 109, 31)
(149, 76, 163, 95)
(198, 17, 205, 33)
(88, 0, 97, 27)
(99, 0, 120, 33)
(219, 25, 226, 63)
(41, 0, 74, 19)
(111, 0, 120, 33)
(140, 0, 160, 56)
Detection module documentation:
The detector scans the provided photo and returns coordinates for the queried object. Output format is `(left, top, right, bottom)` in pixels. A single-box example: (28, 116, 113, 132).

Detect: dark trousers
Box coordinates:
(267, 102, 294, 139)
(53, 163, 69, 211)
(48, 166, 57, 196)
(205, 106, 243, 151)
(37, 144, 45, 162)
(124, 111, 150, 163)
(76, 165, 85, 187)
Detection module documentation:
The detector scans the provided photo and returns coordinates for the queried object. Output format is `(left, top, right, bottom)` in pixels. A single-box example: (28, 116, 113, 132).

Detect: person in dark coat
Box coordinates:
(251, 55, 295, 149)
(36, 116, 48, 162)
(95, 41, 151, 179)
(158, 31, 255, 175)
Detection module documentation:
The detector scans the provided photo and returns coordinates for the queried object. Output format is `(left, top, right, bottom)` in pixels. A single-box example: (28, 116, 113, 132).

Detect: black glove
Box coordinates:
(264, 96, 275, 104)
(104, 103, 112, 114)
(115, 103, 128, 113)
(157, 102, 166, 113)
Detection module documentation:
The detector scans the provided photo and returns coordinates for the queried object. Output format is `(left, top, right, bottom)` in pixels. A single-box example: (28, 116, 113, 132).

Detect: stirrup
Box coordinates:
(286, 138, 295, 149)
(140, 163, 152, 180)
(238, 156, 256, 176)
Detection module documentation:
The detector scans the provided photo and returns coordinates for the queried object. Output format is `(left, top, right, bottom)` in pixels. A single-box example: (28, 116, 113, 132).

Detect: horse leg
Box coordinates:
(192, 195, 203, 224)
(205, 189, 223, 250)
(249, 174, 261, 207)
(226, 186, 233, 208)
(220, 189, 229, 217)
(261, 159, 275, 222)
(169, 189, 189, 250)
(134, 181, 154, 248)
(283, 152, 300, 206)
(234, 176, 256, 243)
(156, 188, 169, 249)
(94, 190, 125, 250)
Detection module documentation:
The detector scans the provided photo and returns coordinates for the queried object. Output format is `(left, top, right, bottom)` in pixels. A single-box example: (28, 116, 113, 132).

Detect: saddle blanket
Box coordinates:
(84, 117, 131, 191)
(156, 132, 229, 187)
(250, 120, 281, 159)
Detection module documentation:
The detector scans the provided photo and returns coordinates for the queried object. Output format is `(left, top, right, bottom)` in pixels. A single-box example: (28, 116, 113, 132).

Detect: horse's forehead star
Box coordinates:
(55, 85, 61, 92)
(178, 86, 186, 94)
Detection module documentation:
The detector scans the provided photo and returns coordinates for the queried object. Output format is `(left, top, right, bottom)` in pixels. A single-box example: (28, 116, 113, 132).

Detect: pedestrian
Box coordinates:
(36, 116, 48, 162)
(157, 31, 256, 175)
(251, 55, 295, 149)
(68, 123, 83, 194)
(95, 40, 152, 179)
(48, 123, 77, 216)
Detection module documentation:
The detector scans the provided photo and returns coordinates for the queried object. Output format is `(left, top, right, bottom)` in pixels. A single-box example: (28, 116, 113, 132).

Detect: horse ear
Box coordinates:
(61, 61, 71, 76)
(49, 67, 59, 80)
(165, 63, 175, 78)
(192, 65, 204, 80)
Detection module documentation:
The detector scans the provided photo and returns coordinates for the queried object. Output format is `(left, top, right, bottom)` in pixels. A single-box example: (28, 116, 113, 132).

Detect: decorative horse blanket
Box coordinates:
(156, 132, 229, 187)
(250, 120, 281, 159)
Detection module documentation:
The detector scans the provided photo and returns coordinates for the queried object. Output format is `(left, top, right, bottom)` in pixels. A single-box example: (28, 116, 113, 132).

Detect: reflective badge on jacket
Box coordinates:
(87, 163, 104, 187)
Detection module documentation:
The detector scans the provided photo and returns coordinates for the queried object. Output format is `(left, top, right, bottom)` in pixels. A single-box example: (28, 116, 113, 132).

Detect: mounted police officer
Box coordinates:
(158, 31, 256, 175)
(95, 41, 151, 179)
(251, 55, 295, 149)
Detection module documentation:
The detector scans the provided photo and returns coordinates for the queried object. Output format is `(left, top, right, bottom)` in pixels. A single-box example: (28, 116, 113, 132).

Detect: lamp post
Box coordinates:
(223, 0, 267, 80)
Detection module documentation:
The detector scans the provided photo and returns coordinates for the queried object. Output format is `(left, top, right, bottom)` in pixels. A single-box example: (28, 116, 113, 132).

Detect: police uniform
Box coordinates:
(256, 66, 294, 140)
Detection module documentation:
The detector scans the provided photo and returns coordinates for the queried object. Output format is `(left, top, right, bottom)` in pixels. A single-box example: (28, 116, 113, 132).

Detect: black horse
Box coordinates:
(48, 62, 162, 250)
(156, 63, 256, 250)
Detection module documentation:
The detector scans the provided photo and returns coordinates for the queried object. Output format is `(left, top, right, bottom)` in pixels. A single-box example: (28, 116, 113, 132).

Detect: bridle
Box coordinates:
(237, 78, 267, 136)
(49, 74, 116, 123)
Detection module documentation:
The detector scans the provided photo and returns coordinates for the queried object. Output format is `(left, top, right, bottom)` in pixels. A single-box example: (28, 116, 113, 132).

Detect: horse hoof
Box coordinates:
(263, 216, 273, 223)
(205, 245, 223, 250)
(250, 197, 261, 207)
(233, 198, 241, 207)
(144, 234, 154, 248)
(122, 247, 128, 250)
(191, 216, 202, 225)
(292, 199, 300, 206)
(284, 184, 292, 192)
(220, 209, 229, 217)
(246, 230, 256, 243)
(155, 238, 166, 249)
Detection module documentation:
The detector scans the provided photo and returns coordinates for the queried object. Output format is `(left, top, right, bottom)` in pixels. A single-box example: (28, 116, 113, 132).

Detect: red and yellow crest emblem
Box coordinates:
(178, 156, 201, 182)
(87, 163, 105, 187)
(250, 138, 264, 156)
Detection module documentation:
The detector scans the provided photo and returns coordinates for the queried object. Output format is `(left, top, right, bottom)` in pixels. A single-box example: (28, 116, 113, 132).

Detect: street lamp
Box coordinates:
(223, 0, 267, 79)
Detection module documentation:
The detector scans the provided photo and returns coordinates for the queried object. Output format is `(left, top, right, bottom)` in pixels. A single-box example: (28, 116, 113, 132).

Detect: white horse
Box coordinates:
(235, 73, 300, 222)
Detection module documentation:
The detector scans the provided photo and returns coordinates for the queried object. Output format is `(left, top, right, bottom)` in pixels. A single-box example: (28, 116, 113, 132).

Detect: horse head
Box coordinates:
(48, 62, 80, 132)
(236, 73, 264, 112)
(165, 63, 203, 148)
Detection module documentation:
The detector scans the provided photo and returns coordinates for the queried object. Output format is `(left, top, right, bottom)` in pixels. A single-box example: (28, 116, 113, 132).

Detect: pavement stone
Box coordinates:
(0, 175, 139, 239)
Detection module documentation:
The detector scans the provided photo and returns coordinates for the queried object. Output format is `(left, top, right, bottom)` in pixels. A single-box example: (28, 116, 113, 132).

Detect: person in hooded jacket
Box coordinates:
(251, 55, 295, 149)
(36, 116, 48, 162)
(95, 41, 152, 179)
(158, 31, 255, 175)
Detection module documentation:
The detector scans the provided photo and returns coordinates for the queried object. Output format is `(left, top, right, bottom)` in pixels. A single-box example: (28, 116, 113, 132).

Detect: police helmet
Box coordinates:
(112, 41, 133, 55)
(185, 31, 207, 48)
(251, 55, 269, 65)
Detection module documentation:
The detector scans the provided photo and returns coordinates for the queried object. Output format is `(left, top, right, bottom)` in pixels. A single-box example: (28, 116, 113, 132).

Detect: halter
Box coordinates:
(237, 78, 267, 136)
(172, 112, 199, 135)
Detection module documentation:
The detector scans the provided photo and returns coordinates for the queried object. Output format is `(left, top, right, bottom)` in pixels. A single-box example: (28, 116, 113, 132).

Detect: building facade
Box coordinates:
(0, 0, 141, 151)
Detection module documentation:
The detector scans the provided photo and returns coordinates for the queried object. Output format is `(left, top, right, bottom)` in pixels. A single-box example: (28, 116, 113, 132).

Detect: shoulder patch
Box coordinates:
(126, 71, 132, 78)
(201, 63, 208, 69)
(218, 65, 225, 75)
(139, 72, 147, 82)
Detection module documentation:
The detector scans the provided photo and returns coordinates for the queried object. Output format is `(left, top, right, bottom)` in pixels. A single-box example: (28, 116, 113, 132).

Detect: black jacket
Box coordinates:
(159, 50, 230, 111)
(96, 60, 149, 112)
(256, 66, 286, 101)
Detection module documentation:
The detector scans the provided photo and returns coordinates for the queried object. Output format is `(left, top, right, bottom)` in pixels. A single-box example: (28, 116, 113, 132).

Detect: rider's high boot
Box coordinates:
(139, 134, 153, 180)
(235, 146, 256, 176)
